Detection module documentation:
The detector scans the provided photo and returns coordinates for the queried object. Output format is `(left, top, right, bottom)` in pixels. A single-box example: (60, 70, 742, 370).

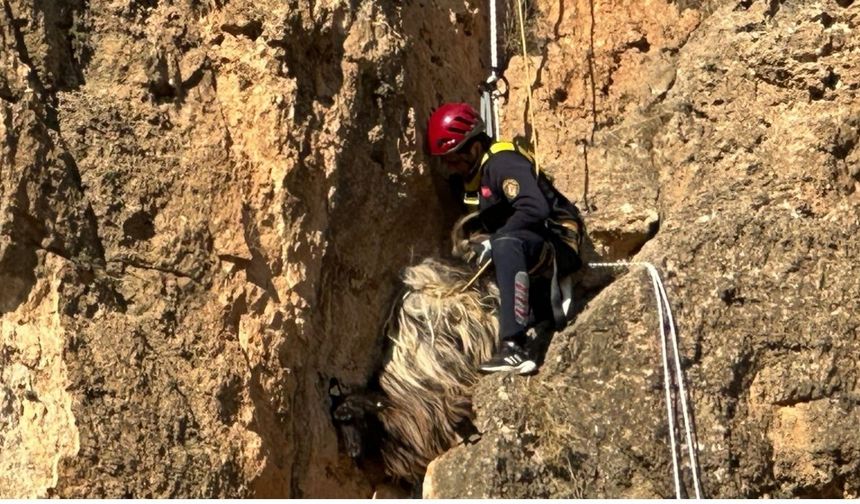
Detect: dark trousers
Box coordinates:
(490, 229, 550, 347)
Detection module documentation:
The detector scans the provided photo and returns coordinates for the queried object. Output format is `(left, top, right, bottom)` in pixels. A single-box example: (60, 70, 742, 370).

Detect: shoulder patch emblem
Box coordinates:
(502, 178, 520, 200)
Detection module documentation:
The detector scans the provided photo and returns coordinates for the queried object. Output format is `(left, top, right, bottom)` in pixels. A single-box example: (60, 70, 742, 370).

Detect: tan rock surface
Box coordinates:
(425, 0, 860, 498)
(2, 0, 859, 498)
(0, 255, 79, 498)
(1, 0, 486, 497)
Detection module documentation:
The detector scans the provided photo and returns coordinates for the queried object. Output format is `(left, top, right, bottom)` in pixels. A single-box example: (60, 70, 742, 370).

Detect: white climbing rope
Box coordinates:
(489, 0, 498, 70)
(481, 0, 502, 139)
(589, 261, 702, 499)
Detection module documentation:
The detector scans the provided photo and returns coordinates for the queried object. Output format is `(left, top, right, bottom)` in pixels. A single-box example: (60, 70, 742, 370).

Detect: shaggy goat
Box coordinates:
(376, 258, 500, 480)
(335, 214, 501, 482)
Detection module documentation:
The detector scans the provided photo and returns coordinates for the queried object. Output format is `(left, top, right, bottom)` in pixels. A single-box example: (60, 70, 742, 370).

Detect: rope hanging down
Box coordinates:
(460, 258, 702, 497)
(590, 261, 702, 499)
(480, 0, 540, 171)
(481, 0, 502, 140)
(514, 0, 540, 175)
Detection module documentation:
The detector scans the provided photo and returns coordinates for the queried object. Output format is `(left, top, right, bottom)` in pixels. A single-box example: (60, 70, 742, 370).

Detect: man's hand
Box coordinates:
(469, 234, 492, 265)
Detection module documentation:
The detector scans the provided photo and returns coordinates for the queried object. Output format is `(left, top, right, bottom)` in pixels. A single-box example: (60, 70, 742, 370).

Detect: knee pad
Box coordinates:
(514, 271, 530, 326)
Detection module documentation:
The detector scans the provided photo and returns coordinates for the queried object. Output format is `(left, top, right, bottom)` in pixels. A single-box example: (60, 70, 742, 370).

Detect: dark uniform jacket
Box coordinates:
(472, 144, 584, 275)
(477, 150, 549, 235)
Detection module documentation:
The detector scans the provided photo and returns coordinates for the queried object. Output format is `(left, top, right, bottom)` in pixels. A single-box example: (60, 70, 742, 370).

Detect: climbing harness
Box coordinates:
(463, 140, 584, 327)
(589, 261, 702, 499)
(477, 140, 585, 258)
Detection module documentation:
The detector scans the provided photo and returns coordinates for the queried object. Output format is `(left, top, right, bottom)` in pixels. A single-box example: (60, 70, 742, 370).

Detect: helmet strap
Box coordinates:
(463, 160, 482, 192)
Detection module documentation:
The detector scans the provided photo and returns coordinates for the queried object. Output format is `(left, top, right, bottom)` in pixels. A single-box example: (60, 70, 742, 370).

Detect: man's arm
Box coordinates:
(486, 152, 550, 234)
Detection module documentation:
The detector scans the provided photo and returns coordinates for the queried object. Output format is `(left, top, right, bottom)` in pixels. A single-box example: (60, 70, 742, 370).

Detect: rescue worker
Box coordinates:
(427, 102, 585, 374)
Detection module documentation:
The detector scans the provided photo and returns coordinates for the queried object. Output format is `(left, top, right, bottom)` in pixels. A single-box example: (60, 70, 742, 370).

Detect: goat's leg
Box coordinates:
(332, 391, 388, 458)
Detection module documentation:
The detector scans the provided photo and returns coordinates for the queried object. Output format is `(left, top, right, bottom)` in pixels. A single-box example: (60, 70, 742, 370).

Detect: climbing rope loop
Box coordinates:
(589, 261, 703, 499)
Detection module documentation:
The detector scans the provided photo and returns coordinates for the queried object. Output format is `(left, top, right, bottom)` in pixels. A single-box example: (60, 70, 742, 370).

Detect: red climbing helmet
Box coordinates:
(426, 103, 485, 156)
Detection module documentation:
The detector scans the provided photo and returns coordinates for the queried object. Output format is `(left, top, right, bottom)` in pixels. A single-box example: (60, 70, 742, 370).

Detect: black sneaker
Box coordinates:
(479, 341, 537, 375)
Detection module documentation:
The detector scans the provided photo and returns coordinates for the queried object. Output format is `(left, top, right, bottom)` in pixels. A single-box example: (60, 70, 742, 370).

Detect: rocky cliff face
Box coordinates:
(1, 0, 858, 498)
(1, 0, 485, 497)
(426, 0, 860, 498)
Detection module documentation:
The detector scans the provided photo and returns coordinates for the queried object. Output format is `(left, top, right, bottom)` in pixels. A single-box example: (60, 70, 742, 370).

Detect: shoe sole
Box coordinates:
(479, 360, 537, 375)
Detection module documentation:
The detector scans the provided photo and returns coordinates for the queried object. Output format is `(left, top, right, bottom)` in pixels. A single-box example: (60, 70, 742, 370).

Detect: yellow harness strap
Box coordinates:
(462, 167, 482, 208)
(479, 141, 535, 167)
(462, 141, 537, 209)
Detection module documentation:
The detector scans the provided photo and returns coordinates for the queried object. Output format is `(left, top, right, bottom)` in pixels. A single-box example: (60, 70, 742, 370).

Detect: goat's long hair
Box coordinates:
(376, 213, 499, 480)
